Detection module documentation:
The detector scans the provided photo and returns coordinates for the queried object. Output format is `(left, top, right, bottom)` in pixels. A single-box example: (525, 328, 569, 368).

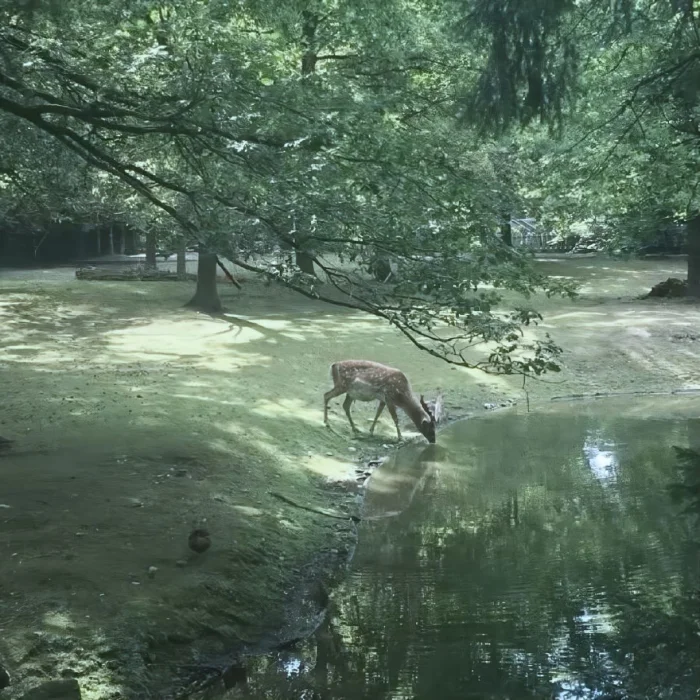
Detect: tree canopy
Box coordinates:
(3, 0, 699, 373)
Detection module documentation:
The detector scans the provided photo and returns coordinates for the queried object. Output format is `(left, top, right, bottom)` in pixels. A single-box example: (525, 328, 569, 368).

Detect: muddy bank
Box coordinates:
(2, 256, 700, 698)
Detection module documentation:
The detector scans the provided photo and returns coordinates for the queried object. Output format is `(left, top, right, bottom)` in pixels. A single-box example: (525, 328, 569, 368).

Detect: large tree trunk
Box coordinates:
(292, 13, 319, 279)
(295, 250, 315, 275)
(145, 230, 157, 269)
(185, 251, 222, 313)
(119, 224, 126, 254)
(176, 238, 187, 279)
(686, 214, 700, 297)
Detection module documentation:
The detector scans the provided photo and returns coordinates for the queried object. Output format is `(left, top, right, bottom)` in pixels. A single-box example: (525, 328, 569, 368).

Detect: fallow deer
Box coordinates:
(323, 360, 437, 443)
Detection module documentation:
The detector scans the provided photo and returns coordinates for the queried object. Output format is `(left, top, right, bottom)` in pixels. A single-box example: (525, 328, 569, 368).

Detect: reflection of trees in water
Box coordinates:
(668, 420, 700, 527)
(245, 414, 700, 699)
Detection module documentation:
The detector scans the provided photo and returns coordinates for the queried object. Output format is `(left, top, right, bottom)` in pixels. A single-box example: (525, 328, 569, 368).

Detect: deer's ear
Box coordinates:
(419, 394, 433, 418)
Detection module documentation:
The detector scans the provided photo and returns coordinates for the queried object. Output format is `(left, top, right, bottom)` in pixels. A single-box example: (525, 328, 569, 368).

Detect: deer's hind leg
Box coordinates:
(342, 395, 360, 434)
(323, 386, 345, 426)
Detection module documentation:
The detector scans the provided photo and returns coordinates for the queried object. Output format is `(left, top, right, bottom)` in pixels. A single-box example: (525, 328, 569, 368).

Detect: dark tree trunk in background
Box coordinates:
(145, 230, 157, 269)
(686, 214, 700, 297)
(77, 226, 86, 258)
(109, 224, 115, 255)
(501, 213, 513, 247)
(292, 11, 319, 279)
(186, 251, 222, 313)
(96, 227, 101, 255)
(295, 251, 315, 275)
(119, 224, 126, 254)
(301, 11, 319, 74)
(176, 238, 187, 279)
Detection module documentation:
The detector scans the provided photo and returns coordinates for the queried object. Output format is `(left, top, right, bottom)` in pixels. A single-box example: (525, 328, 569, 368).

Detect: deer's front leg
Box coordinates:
(369, 401, 386, 435)
(342, 395, 360, 434)
(386, 402, 402, 441)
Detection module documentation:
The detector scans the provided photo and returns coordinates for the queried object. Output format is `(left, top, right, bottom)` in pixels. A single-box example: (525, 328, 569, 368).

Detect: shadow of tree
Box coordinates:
(0, 277, 456, 698)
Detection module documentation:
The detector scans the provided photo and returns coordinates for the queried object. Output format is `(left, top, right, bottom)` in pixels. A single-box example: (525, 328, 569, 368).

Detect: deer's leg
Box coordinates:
(369, 401, 386, 435)
(386, 402, 402, 441)
(323, 387, 345, 426)
(342, 395, 359, 434)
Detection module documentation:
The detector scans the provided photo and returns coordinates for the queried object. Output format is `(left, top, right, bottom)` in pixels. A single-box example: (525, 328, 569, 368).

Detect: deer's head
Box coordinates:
(419, 395, 437, 444)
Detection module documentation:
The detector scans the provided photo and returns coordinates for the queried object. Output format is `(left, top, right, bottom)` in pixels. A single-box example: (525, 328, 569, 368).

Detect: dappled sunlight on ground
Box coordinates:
(546, 309, 694, 329)
(305, 453, 358, 479)
(1, 257, 699, 697)
(252, 397, 324, 424)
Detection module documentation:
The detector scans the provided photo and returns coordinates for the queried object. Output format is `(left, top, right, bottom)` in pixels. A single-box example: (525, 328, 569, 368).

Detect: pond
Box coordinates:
(241, 398, 700, 699)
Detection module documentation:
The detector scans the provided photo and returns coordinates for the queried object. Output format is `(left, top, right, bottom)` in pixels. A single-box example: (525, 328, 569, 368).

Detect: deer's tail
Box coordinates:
(329, 362, 340, 385)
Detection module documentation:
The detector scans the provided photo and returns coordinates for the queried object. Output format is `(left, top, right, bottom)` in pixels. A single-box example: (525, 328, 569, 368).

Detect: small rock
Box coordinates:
(147, 566, 158, 579)
(175, 559, 188, 568)
(18, 679, 81, 700)
(348, 446, 357, 453)
(188, 528, 211, 554)
(325, 452, 333, 457)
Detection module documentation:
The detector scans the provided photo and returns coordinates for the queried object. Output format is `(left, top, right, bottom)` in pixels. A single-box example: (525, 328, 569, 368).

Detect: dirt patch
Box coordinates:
(1, 256, 699, 698)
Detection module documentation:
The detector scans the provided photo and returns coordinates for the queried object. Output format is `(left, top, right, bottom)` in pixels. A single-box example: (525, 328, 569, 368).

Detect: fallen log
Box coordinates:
(76, 267, 197, 281)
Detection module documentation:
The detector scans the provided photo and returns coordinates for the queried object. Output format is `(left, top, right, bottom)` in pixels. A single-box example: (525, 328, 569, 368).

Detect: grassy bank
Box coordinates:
(1, 256, 698, 698)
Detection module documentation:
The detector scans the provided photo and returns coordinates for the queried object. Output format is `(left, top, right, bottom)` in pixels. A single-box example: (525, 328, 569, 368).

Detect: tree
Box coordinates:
(450, 0, 700, 292)
(185, 251, 222, 313)
(0, 0, 574, 376)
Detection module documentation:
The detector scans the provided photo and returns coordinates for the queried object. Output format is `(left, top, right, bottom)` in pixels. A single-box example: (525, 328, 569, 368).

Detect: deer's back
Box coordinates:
(331, 360, 412, 402)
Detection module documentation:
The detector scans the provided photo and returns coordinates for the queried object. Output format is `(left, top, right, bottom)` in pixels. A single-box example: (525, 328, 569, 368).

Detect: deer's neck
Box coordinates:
(397, 393, 429, 430)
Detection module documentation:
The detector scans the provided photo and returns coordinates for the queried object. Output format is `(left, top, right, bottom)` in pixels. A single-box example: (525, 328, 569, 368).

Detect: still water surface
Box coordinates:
(245, 400, 700, 699)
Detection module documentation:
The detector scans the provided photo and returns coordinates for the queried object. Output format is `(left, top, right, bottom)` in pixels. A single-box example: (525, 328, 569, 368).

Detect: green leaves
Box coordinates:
(0, 0, 577, 378)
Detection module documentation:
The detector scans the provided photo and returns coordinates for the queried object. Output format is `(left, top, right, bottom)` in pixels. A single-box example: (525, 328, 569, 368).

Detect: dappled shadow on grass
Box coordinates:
(0, 409, 343, 698)
(4, 262, 699, 696)
(0, 277, 450, 698)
